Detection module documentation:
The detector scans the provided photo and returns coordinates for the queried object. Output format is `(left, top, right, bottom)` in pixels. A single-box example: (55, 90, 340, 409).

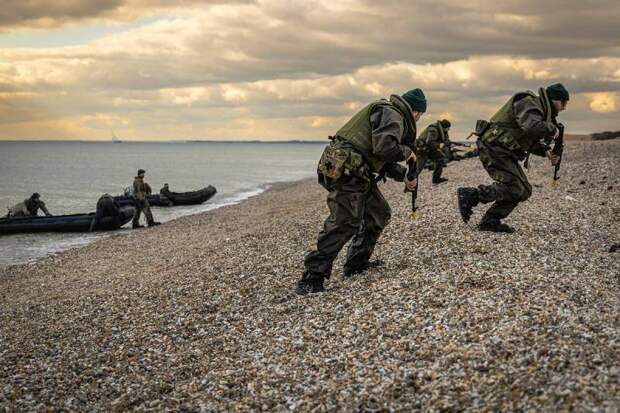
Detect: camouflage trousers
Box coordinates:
(416, 152, 445, 184)
(477, 141, 532, 220)
(304, 173, 391, 281)
(132, 198, 155, 226)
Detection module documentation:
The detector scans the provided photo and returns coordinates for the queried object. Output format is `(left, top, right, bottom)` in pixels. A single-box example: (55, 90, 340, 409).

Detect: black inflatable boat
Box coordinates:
(0, 206, 134, 235)
(114, 185, 216, 207)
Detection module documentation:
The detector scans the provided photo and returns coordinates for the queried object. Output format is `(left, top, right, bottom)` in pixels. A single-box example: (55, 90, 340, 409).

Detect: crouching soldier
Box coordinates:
(415, 119, 452, 184)
(8, 193, 51, 217)
(132, 169, 160, 228)
(457, 83, 568, 233)
(296, 89, 427, 295)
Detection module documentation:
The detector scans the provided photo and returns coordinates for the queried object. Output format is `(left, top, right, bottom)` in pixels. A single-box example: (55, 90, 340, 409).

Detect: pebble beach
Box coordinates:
(1, 139, 618, 411)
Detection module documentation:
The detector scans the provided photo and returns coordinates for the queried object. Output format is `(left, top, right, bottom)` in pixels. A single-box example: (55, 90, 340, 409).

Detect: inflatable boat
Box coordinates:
(0, 206, 134, 235)
(114, 185, 216, 207)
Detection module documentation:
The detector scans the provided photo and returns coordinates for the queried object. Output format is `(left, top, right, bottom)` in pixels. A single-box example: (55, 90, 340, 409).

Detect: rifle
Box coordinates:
(551, 123, 565, 185)
(404, 158, 418, 220)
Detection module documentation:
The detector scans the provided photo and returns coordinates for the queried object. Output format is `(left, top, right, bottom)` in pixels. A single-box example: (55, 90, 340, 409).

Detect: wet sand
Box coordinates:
(1, 140, 618, 411)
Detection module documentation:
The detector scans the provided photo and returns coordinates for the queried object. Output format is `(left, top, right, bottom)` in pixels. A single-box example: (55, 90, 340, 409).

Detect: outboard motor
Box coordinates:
(91, 194, 122, 231)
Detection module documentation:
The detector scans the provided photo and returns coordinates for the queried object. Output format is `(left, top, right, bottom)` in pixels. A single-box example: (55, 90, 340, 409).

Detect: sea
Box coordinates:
(0, 141, 324, 267)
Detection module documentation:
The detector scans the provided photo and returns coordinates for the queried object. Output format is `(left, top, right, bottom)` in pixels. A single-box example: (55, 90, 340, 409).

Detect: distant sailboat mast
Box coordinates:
(111, 130, 121, 143)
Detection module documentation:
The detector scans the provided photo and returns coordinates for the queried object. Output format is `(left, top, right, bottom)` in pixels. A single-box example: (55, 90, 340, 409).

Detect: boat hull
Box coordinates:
(0, 207, 134, 235)
(114, 185, 216, 207)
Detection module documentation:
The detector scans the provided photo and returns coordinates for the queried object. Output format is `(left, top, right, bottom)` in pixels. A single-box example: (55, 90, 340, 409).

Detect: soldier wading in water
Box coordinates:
(296, 89, 427, 295)
(457, 83, 569, 233)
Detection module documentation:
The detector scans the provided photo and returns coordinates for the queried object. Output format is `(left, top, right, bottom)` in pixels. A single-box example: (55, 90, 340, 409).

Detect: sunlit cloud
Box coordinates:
(589, 93, 618, 113)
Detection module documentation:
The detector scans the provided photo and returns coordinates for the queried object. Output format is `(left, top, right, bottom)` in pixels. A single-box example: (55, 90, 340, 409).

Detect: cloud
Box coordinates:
(0, 0, 619, 140)
(0, 0, 251, 30)
(0, 0, 122, 29)
(589, 92, 618, 113)
(2, 55, 618, 140)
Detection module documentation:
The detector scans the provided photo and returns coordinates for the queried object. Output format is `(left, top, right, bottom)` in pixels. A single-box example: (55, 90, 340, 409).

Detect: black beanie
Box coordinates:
(546, 83, 569, 101)
(402, 88, 427, 112)
(440, 119, 451, 129)
(137, 169, 146, 175)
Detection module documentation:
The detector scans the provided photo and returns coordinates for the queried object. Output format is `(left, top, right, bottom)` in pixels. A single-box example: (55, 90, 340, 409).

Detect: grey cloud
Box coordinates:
(168, 0, 620, 84)
(3, 1, 620, 91)
(0, 0, 252, 29)
(0, 0, 123, 28)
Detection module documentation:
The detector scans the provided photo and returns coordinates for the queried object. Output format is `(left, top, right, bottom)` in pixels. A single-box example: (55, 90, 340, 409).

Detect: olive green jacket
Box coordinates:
(416, 121, 449, 159)
(334, 94, 416, 173)
(483, 88, 558, 159)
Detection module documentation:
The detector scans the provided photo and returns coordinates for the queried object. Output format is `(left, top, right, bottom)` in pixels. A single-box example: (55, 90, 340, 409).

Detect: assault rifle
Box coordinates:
(405, 158, 418, 220)
(551, 123, 565, 185)
(375, 158, 418, 220)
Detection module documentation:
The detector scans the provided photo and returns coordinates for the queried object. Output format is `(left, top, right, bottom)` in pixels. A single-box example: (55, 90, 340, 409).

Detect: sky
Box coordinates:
(0, 0, 619, 141)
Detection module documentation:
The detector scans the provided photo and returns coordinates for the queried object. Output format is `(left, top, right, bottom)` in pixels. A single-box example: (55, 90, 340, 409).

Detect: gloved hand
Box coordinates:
(385, 163, 407, 182)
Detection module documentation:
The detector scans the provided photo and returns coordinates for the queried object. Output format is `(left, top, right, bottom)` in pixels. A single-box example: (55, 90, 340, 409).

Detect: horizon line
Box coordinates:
(0, 139, 328, 144)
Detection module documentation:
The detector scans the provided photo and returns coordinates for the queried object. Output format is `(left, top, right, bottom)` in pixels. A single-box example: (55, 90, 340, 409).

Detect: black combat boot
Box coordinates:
(132, 223, 144, 229)
(478, 217, 515, 233)
(343, 259, 385, 278)
(148, 221, 161, 227)
(432, 177, 448, 185)
(457, 187, 479, 223)
(295, 272, 325, 295)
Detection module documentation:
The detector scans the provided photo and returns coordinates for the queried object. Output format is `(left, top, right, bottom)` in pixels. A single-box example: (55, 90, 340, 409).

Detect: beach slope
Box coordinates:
(1, 140, 618, 411)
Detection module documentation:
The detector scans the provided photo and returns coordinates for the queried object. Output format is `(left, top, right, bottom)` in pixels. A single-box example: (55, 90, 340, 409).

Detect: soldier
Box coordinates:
(415, 119, 452, 184)
(7, 193, 51, 217)
(457, 83, 568, 233)
(132, 169, 160, 228)
(296, 88, 427, 295)
(159, 183, 175, 205)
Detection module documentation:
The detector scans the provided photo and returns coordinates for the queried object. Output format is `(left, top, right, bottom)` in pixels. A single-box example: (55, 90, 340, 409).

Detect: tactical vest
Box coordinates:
(482, 88, 554, 156)
(416, 121, 446, 153)
(335, 96, 416, 173)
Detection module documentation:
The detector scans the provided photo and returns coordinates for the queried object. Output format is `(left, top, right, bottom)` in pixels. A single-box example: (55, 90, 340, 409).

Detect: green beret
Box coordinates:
(546, 83, 569, 101)
(402, 88, 427, 112)
(440, 119, 451, 129)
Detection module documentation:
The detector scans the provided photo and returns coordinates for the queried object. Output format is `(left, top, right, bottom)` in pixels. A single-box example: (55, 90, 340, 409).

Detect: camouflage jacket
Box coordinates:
(133, 177, 152, 200)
